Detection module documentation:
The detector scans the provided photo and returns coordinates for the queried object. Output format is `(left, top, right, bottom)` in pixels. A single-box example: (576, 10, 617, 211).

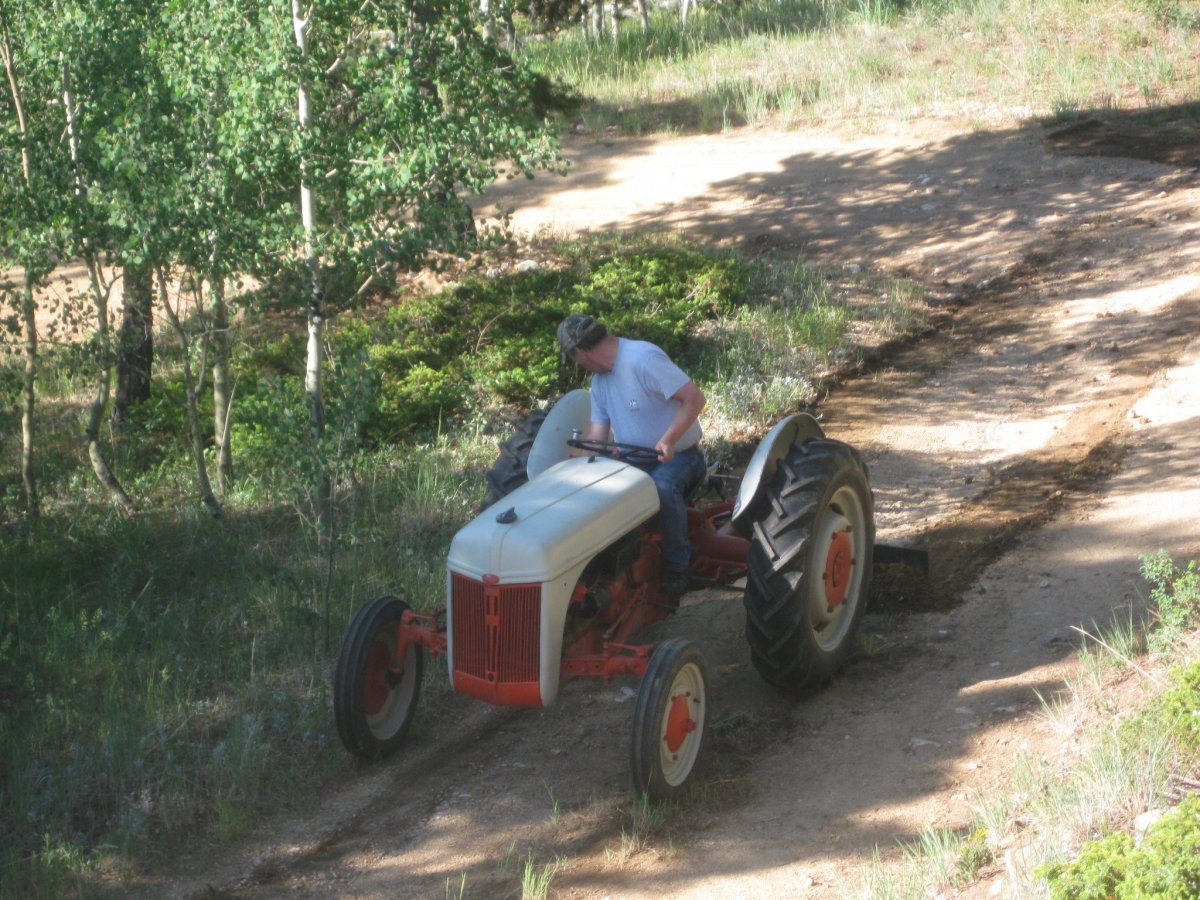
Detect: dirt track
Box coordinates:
(156, 116, 1200, 898)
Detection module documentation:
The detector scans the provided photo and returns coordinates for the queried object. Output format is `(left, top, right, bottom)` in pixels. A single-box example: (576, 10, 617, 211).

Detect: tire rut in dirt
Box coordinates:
(897, 436, 1130, 608)
(744, 439, 875, 690)
(222, 698, 535, 895)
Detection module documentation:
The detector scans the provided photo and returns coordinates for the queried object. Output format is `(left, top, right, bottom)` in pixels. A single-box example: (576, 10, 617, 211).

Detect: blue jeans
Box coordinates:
(639, 446, 707, 573)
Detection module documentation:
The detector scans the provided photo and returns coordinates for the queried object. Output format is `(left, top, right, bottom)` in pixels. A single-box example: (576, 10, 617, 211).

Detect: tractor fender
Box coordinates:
(526, 389, 593, 481)
(730, 413, 826, 534)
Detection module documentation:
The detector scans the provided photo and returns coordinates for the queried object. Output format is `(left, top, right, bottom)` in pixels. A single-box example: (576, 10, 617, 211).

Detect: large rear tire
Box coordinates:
(630, 638, 708, 801)
(334, 596, 423, 760)
(480, 408, 548, 510)
(743, 439, 874, 690)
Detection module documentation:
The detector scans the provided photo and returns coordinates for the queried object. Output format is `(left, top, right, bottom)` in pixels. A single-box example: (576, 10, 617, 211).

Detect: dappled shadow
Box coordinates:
(484, 102, 1198, 294)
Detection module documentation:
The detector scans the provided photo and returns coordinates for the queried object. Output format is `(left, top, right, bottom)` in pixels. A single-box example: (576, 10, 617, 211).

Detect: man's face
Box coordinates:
(570, 345, 609, 373)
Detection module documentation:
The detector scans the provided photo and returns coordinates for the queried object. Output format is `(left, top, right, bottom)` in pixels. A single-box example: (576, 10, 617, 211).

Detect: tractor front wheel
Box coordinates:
(630, 638, 708, 800)
(334, 596, 423, 760)
(743, 439, 874, 690)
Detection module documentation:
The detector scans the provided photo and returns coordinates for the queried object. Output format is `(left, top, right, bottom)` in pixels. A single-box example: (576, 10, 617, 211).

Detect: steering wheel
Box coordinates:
(567, 438, 661, 464)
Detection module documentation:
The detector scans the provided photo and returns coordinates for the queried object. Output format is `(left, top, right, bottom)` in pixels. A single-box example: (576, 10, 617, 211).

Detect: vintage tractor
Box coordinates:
(334, 390, 881, 799)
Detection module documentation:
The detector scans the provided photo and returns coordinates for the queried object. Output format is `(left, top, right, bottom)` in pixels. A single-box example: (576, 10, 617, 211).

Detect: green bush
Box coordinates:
(1044, 660, 1200, 900)
(226, 372, 308, 473)
(1143, 0, 1200, 30)
(246, 332, 306, 377)
(335, 247, 749, 441)
(1157, 661, 1200, 766)
(374, 362, 468, 439)
(1039, 794, 1200, 899)
(571, 249, 746, 360)
(1140, 551, 1200, 649)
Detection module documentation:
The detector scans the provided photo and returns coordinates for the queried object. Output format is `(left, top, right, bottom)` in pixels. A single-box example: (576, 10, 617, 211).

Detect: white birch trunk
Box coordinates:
(292, 0, 324, 444)
(480, 0, 495, 42)
(634, 0, 649, 34)
(0, 5, 38, 518)
(209, 275, 233, 491)
(293, 0, 332, 544)
(62, 56, 135, 515)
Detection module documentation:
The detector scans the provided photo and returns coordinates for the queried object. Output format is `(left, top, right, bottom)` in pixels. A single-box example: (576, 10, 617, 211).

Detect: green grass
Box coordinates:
(521, 0, 1200, 134)
(0, 439, 477, 896)
(519, 850, 560, 900)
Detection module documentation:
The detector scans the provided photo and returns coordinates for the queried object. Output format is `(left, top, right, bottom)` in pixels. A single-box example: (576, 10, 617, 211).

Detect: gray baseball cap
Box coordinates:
(557, 314, 608, 361)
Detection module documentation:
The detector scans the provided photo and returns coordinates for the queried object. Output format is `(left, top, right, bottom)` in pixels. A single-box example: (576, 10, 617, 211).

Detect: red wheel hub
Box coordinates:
(363, 640, 392, 716)
(664, 692, 696, 754)
(822, 528, 855, 610)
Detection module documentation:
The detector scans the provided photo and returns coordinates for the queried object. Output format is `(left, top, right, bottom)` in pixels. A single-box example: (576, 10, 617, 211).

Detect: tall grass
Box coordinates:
(698, 255, 922, 449)
(0, 438, 485, 896)
(522, 0, 1200, 133)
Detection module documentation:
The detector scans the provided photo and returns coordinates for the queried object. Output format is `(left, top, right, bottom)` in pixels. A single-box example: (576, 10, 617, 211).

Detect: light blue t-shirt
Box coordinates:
(590, 338, 702, 451)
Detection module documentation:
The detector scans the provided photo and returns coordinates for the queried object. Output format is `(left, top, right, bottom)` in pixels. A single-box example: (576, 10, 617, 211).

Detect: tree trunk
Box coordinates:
(63, 56, 135, 515)
(681, 0, 691, 27)
(634, 0, 649, 34)
(293, 0, 331, 543)
(591, 0, 604, 39)
(480, 0, 495, 42)
(158, 270, 222, 518)
(113, 260, 154, 425)
(209, 275, 233, 491)
(80, 257, 135, 516)
(502, 4, 515, 48)
(20, 273, 38, 518)
(2, 3, 39, 518)
(608, 0, 620, 41)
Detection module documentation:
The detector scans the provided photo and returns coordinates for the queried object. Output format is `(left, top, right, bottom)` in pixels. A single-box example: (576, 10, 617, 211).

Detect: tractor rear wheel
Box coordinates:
(334, 596, 423, 760)
(743, 439, 874, 690)
(480, 408, 548, 510)
(630, 638, 708, 800)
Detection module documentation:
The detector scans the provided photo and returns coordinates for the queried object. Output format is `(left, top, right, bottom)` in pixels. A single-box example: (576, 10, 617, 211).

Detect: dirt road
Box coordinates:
(158, 115, 1200, 898)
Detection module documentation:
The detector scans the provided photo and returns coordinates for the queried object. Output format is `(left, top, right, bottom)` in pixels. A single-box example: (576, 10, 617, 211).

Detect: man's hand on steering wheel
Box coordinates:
(566, 437, 661, 464)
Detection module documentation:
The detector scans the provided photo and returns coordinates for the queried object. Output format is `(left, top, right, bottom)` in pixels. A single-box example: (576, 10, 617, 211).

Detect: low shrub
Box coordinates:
(1141, 550, 1200, 649)
(1038, 793, 1200, 899)
(335, 247, 749, 441)
(1156, 661, 1200, 767)
(1040, 656, 1200, 899)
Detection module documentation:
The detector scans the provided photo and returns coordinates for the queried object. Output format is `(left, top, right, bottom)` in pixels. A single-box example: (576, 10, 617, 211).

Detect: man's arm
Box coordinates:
(584, 422, 610, 441)
(656, 381, 705, 462)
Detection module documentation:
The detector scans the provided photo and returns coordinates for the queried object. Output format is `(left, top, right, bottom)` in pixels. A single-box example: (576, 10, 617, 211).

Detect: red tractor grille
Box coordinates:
(450, 574, 542, 706)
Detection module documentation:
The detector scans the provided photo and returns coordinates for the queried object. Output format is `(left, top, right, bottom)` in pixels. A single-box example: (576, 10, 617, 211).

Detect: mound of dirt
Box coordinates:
(1046, 104, 1200, 169)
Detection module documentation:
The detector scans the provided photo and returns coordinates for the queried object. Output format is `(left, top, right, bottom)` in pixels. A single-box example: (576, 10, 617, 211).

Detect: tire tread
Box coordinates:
(742, 440, 874, 689)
